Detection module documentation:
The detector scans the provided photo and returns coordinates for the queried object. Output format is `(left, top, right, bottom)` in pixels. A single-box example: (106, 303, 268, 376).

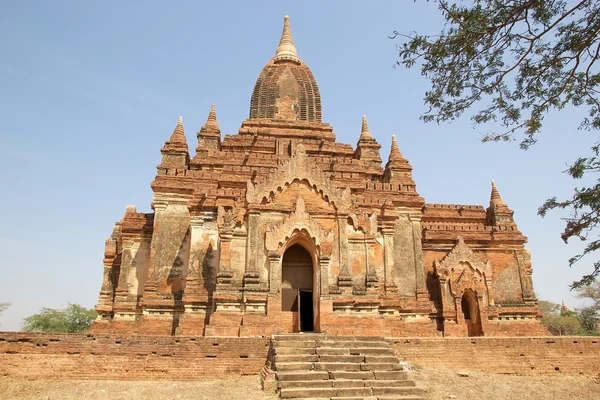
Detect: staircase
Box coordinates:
(270, 334, 426, 400)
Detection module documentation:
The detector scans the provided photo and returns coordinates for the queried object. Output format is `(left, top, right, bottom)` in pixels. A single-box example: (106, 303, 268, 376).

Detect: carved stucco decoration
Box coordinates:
(434, 237, 494, 307)
(217, 205, 237, 232)
(347, 212, 378, 235)
(265, 196, 334, 254)
(246, 143, 351, 213)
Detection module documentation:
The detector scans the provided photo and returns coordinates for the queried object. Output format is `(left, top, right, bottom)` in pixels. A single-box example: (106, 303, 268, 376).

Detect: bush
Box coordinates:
(22, 303, 97, 333)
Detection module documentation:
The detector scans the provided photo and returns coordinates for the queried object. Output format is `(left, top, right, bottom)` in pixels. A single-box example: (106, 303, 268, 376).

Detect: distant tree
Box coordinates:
(393, 0, 600, 287)
(543, 312, 582, 336)
(575, 281, 600, 333)
(539, 299, 584, 335)
(0, 302, 10, 325)
(538, 300, 560, 316)
(22, 303, 97, 333)
(577, 307, 599, 333)
(576, 280, 600, 309)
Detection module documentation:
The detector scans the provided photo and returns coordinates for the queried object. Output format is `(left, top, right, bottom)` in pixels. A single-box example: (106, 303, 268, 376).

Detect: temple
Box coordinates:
(92, 16, 545, 337)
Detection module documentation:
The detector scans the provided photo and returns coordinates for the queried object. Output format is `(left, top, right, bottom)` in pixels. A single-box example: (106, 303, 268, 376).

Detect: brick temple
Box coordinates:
(92, 16, 545, 337)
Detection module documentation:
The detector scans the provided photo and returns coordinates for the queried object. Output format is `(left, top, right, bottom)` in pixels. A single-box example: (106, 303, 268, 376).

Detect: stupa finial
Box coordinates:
(169, 116, 186, 143)
(360, 115, 372, 139)
(389, 135, 403, 161)
(274, 15, 300, 63)
(490, 180, 505, 207)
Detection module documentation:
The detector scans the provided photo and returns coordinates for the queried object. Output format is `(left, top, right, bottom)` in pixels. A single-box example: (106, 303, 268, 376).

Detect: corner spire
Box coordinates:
(274, 15, 300, 63)
(159, 115, 190, 170)
(490, 180, 505, 207)
(200, 104, 220, 134)
(169, 116, 187, 144)
(360, 115, 372, 139)
(389, 135, 403, 161)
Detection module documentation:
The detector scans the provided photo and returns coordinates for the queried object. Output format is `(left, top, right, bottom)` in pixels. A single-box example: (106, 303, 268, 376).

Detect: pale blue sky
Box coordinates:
(0, 1, 595, 331)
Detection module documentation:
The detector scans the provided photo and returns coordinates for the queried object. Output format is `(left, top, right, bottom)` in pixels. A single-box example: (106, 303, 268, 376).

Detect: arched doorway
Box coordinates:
(461, 289, 483, 336)
(281, 244, 314, 332)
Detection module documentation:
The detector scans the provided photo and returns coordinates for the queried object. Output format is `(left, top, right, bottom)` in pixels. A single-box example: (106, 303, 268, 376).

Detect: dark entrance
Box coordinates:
(281, 244, 314, 332)
(299, 290, 314, 332)
(461, 289, 483, 337)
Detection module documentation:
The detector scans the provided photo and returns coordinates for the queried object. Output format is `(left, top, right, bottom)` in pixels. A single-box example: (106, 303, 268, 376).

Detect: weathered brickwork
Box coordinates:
(392, 337, 600, 375)
(92, 15, 544, 338)
(0, 332, 269, 380)
(1, 333, 597, 379)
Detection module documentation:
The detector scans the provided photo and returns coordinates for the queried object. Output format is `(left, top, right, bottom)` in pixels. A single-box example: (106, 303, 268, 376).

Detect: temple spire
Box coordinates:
(169, 116, 187, 144)
(490, 180, 505, 207)
(195, 104, 221, 156)
(201, 104, 220, 133)
(360, 115, 372, 139)
(274, 15, 300, 63)
(159, 115, 189, 170)
(389, 135, 403, 161)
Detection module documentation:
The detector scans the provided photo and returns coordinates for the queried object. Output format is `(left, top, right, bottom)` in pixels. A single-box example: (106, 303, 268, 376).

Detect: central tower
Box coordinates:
(249, 15, 322, 123)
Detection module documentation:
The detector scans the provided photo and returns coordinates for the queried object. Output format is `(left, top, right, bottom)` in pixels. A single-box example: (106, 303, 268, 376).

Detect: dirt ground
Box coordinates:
(415, 367, 600, 400)
(1, 367, 599, 400)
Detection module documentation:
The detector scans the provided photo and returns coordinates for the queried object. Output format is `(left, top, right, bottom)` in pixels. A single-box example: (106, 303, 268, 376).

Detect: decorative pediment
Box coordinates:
(435, 237, 491, 278)
(265, 196, 334, 253)
(246, 144, 351, 213)
(434, 237, 493, 300)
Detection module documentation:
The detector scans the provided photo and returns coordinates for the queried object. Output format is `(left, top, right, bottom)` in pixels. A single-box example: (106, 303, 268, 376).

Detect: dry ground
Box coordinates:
(1, 368, 599, 400)
(415, 367, 600, 400)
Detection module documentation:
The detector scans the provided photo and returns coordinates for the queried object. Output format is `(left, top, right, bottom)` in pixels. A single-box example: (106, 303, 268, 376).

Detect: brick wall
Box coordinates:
(391, 336, 600, 375)
(1, 333, 598, 380)
(0, 332, 269, 380)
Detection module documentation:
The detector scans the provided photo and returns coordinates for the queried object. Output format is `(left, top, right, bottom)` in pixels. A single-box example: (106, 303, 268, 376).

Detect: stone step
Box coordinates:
(337, 397, 377, 400)
(279, 380, 333, 389)
(275, 354, 319, 363)
(275, 362, 314, 371)
(318, 355, 365, 363)
(277, 371, 330, 381)
(350, 341, 390, 348)
(373, 371, 409, 380)
(361, 363, 403, 371)
(275, 347, 316, 355)
(331, 379, 368, 388)
(336, 387, 373, 397)
(315, 347, 350, 356)
(273, 334, 326, 341)
(315, 362, 361, 371)
(329, 371, 374, 380)
(351, 347, 396, 355)
(366, 379, 416, 387)
(316, 340, 355, 348)
(274, 340, 317, 348)
(280, 387, 377, 399)
(364, 355, 399, 364)
(280, 388, 338, 398)
(371, 386, 427, 396)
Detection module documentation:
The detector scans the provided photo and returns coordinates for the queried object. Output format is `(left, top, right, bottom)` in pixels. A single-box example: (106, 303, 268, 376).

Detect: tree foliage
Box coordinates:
(22, 303, 97, 333)
(0, 302, 9, 326)
(576, 279, 600, 308)
(577, 306, 599, 332)
(393, 0, 600, 287)
(575, 280, 600, 332)
(544, 312, 582, 335)
(539, 300, 582, 335)
(538, 299, 561, 315)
